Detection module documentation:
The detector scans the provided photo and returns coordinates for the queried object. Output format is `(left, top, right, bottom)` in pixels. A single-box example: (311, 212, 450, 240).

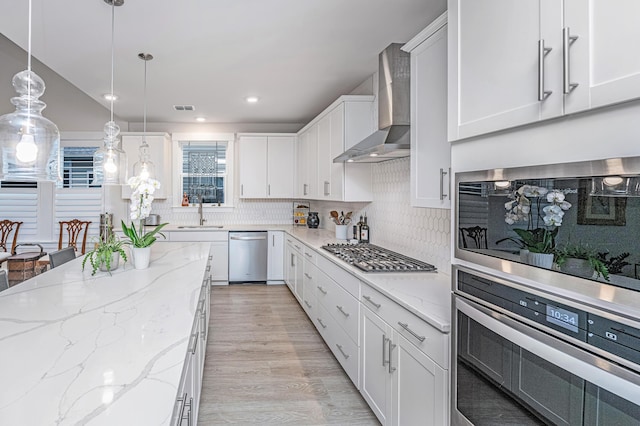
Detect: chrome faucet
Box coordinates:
(198, 196, 206, 225)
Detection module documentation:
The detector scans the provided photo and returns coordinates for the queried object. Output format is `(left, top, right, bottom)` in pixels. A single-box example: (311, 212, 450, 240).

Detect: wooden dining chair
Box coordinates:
(0, 220, 22, 266)
(58, 219, 92, 255)
(459, 226, 488, 249)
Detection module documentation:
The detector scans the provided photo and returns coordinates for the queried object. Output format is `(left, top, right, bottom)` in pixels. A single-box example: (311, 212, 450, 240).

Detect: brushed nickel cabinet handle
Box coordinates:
(363, 295, 381, 309)
(336, 343, 350, 359)
(324, 181, 330, 196)
(538, 39, 553, 101)
(398, 321, 426, 342)
(304, 272, 312, 280)
(563, 27, 579, 94)
(388, 341, 397, 373)
(317, 285, 327, 295)
(304, 300, 312, 309)
(317, 318, 327, 329)
(241, 184, 244, 196)
(336, 305, 350, 317)
(382, 335, 389, 367)
(439, 168, 449, 200)
(189, 332, 199, 354)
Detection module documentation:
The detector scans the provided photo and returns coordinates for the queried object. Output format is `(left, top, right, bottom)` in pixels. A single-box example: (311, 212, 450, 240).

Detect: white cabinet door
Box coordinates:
(121, 133, 171, 199)
(360, 306, 393, 424)
(564, 0, 640, 114)
(391, 334, 448, 426)
(449, 1, 562, 140)
(305, 125, 319, 199)
(238, 136, 268, 198)
(327, 104, 345, 201)
(317, 114, 332, 199)
(267, 231, 284, 282)
(296, 131, 309, 198)
(266, 136, 295, 198)
(209, 241, 228, 282)
(406, 19, 451, 209)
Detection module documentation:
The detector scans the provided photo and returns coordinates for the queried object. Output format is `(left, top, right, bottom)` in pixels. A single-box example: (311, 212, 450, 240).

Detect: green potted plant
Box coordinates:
(555, 242, 609, 281)
(82, 234, 128, 276)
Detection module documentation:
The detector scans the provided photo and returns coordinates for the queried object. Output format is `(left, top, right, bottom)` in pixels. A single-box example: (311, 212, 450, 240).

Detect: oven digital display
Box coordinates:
(546, 304, 579, 333)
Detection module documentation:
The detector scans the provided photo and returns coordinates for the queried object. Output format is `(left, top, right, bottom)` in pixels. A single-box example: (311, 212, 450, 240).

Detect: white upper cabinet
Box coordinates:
(448, 0, 640, 141)
(403, 14, 450, 209)
(238, 134, 295, 199)
(298, 95, 375, 202)
(121, 133, 171, 199)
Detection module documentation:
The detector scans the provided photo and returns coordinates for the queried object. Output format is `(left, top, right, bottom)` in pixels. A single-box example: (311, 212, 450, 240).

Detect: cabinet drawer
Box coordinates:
(286, 237, 304, 254)
(317, 254, 360, 298)
(303, 246, 317, 264)
(302, 262, 318, 318)
(316, 269, 359, 344)
(361, 284, 448, 369)
(316, 303, 359, 387)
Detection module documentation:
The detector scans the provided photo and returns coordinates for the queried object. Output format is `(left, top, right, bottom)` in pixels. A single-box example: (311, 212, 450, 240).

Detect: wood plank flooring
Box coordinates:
(198, 284, 380, 425)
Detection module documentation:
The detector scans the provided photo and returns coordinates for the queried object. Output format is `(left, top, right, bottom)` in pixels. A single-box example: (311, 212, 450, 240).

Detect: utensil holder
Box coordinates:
(335, 225, 348, 240)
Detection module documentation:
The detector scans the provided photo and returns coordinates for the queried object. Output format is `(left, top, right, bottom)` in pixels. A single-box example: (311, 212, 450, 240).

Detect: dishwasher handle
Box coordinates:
(230, 235, 267, 241)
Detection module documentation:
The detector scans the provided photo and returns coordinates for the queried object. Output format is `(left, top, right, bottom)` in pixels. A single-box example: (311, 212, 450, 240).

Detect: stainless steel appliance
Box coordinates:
(143, 214, 160, 226)
(321, 243, 436, 272)
(455, 155, 640, 293)
(452, 266, 640, 425)
(228, 231, 268, 283)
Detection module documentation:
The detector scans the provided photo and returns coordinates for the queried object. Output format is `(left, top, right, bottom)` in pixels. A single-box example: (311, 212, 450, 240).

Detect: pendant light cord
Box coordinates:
(143, 57, 147, 136)
(109, 0, 115, 123)
(26, 0, 32, 127)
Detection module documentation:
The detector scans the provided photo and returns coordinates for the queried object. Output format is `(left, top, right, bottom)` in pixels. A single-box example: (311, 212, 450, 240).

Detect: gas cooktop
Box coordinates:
(321, 243, 437, 273)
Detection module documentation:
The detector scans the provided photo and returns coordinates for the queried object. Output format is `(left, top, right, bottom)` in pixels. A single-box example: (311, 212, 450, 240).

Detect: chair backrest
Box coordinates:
(0, 270, 8, 291)
(58, 219, 91, 254)
(49, 246, 77, 269)
(0, 220, 22, 253)
(459, 226, 488, 249)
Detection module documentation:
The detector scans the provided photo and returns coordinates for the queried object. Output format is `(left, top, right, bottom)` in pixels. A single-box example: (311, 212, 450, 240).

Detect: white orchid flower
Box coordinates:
(547, 190, 565, 203)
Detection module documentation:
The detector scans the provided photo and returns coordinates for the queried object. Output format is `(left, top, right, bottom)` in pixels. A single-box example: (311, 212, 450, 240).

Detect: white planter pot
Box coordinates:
(131, 247, 151, 270)
(527, 252, 554, 269)
(519, 249, 530, 263)
(560, 258, 595, 278)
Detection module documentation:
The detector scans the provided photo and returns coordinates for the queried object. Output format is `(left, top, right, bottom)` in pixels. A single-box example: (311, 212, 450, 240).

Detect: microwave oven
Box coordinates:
(454, 156, 640, 295)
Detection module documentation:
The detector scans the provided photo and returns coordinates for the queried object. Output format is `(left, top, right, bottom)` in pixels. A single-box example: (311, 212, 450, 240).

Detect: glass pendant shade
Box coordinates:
(0, 70, 60, 181)
(92, 121, 127, 185)
(132, 139, 155, 180)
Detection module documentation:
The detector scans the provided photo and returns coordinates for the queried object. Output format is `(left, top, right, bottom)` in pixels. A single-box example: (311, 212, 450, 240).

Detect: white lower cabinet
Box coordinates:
(172, 256, 211, 425)
(267, 231, 284, 283)
(168, 231, 229, 283)
(360, 285, 449, 426)
(284, 236, 304, 302)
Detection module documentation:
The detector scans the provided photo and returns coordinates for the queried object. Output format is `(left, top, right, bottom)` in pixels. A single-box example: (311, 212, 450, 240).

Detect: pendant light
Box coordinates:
(92, 0, 127, 185)
(0, 0, 60, 182)
(132, 53, 155, 180)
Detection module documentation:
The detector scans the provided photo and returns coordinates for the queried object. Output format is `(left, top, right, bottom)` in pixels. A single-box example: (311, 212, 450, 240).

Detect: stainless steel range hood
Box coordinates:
(334, 43, 410, 163)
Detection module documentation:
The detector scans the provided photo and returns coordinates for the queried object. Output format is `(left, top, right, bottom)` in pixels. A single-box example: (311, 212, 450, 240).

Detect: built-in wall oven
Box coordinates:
(452, 266, 640, 425)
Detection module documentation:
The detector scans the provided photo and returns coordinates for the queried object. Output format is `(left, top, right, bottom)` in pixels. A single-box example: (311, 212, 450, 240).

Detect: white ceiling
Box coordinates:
(0, 0, 446, 126)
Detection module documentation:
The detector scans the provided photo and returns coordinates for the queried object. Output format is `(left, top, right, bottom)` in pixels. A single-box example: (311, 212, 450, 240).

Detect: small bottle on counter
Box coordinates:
(360, 214, 370, 243)
(356, 215, 363, 242)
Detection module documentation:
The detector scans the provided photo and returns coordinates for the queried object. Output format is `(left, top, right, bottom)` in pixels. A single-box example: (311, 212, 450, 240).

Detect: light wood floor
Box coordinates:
(197, 284, 380, 425)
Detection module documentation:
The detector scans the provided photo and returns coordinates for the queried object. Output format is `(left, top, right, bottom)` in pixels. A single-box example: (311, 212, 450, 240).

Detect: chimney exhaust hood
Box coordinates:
(334, 43, 411, 163)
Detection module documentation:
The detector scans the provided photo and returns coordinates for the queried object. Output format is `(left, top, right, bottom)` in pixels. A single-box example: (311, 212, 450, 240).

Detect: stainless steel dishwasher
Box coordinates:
(228, 231, 268, 283)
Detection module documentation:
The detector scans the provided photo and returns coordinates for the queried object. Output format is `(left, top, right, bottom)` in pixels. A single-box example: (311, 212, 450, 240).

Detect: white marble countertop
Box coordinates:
(0, 242, 210, 426)
(286, 227, 452, 333)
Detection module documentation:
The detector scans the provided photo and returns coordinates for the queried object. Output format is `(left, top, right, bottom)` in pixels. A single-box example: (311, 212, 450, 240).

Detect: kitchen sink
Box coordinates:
(177, 225, 224, 229)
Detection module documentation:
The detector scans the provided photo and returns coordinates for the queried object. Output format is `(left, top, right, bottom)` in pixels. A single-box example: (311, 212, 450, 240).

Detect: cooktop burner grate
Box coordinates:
(321, 243, 437, 273)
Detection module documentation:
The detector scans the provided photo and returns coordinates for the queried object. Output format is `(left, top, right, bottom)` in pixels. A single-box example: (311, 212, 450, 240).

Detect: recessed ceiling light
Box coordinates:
(103, 94, 118, 101)
(196, 117, 206, 122)
(369, 153, 379, 157)
(245, 96, 259, 103)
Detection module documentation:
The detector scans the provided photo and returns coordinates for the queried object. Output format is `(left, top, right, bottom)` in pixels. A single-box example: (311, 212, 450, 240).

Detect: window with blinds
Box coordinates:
(180, 141, 227, 205)
(59, 146, 99, 188)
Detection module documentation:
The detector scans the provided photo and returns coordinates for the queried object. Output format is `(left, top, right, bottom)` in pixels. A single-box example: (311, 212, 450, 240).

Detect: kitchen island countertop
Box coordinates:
(0, 242, 210, 426)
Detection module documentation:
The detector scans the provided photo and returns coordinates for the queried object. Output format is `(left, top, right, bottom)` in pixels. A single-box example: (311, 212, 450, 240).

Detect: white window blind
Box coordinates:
(55, 189, 103, 241)
(0, 188, 38, 241)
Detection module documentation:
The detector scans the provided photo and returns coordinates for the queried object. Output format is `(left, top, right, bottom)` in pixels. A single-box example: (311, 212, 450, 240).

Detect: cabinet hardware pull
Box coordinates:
(303, 183, 308, 196)
(268, 184, 271, 196)
(304, 272, 312, 279)
(317, 285, 327, 295)
(388, 341, 397, 373)
(272, 235, 275, 246)
(317, 318, 327, 328)
(241, 184, 244, 196)
(336, 343, 350, 359)
(201, 311, 207, 340)
(206, 264, 211, 272)
(182, 397, 193, 426)
(439, 168, 448, 200)
(382, 335, 389, 366)
(562, 27, 579, 94)
(189, 332, 199, 354)
(363, 295, 381, 309)
(304, 300, 312, 309)
(294, 244, 301, 250)
(538, 39, 553, 101)
(305, 252, 313, 258)
(324, 181, 330, 196)
(290, 253, 295, 267)
(208, 255, 213, 260)
(397, 321, 426, 342)
(336, 305, 350, 317)
(176, 393, 187, 423)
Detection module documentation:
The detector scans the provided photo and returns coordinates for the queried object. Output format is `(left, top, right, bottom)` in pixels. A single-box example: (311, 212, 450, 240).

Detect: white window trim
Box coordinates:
(171, 133, 235, 210)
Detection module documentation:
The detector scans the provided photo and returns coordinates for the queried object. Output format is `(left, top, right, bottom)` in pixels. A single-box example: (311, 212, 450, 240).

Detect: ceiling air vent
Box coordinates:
(173, 105, 195, 111)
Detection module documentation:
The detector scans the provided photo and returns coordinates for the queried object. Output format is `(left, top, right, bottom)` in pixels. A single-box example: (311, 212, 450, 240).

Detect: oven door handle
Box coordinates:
(456, 296, 640, 406)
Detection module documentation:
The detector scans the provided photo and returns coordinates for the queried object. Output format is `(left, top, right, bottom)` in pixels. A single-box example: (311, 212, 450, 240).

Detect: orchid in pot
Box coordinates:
(498, 184, 572, 268)
(121, 175, 168, 269)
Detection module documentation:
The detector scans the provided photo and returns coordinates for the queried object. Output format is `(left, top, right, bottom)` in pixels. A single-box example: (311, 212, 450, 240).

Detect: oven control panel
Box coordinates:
(457, 270, 640, 367)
